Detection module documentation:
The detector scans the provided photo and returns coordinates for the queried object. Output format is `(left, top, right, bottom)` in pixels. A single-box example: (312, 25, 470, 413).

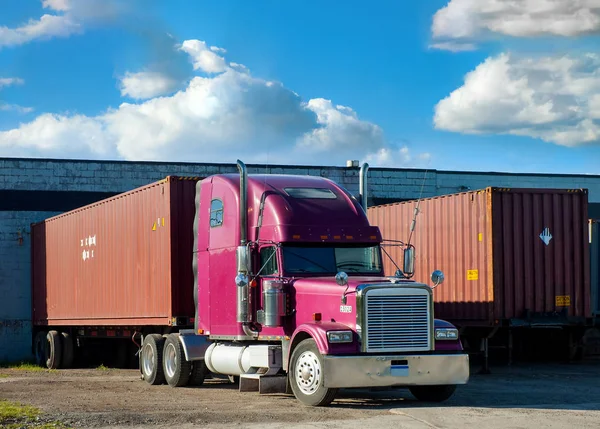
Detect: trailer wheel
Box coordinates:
(45, 330, 62, 369)
(288, 338, 338, 407)
(163, 334, 191, 387)
(33, 331, 46, 367)
(61, 332, 75, 369)
(409, 385, 457, 402)
(141, 334, 166, 385)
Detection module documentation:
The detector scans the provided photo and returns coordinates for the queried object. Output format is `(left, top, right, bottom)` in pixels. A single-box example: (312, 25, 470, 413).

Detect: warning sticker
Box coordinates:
(555, 295, 571, 307)
(467, 269, 479, 281)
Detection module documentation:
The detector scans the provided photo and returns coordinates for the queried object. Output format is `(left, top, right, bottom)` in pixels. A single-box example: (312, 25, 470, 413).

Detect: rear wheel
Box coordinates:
(409, 385, 457, 402)
(163, 334, 191, 387)
(61, 332, 75, 369)
(288, 338, 338, 407)
(45, 330, 62, 369)
(140, 334, 166, 385)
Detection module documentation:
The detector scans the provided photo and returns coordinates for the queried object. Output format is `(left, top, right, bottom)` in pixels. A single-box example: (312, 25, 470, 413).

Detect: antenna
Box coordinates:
(407, 168, 429, 247)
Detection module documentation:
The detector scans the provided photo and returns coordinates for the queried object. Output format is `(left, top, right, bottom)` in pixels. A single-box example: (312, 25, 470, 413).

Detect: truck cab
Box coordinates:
(142, 160, 469, 406)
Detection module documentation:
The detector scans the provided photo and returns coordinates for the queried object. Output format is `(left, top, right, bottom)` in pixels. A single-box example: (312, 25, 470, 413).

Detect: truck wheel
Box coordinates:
(61, 332, 75, 369)
(409, 385, 457, 402)
(288, 338, 338, 406)
(33, 331, 46, 366)
(163, 334, 191, 387)
(45, 330, 63, 369)
(189, 360, 207, 386)
(141, 334, 166, 385)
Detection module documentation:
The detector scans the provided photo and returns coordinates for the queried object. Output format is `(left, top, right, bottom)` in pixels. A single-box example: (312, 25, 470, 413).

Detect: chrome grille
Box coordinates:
(365, 292, 431, 353)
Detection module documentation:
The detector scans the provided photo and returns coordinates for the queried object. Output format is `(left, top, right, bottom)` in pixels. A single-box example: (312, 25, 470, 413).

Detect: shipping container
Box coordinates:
(31, 176, 200, 327)
(591, 219, 600, 317)
(367, 187, 591, 328)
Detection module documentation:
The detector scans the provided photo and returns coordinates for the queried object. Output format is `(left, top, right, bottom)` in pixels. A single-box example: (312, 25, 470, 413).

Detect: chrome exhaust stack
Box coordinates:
(236, 160, 251, 325)
(359, 162, 369, 211)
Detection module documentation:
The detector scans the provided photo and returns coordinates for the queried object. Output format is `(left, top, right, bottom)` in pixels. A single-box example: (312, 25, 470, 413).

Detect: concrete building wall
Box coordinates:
(1, 157, 600, 362)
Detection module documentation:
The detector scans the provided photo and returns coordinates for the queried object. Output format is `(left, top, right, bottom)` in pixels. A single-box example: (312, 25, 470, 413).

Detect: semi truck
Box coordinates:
(30, 160, 469, 406)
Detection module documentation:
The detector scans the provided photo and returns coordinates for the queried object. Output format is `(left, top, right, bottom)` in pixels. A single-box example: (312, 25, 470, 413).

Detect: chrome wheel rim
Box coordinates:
(164, 343, 177, 379)
(295, 350, 321, 395)
(142, 344, 154, 376)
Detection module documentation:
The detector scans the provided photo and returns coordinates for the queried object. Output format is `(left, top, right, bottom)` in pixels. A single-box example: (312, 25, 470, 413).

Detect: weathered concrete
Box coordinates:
(2, 157, 600, 362)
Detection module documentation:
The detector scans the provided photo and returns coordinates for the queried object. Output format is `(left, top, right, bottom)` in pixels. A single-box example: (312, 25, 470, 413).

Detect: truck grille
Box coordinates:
(364, 292, 431, 353)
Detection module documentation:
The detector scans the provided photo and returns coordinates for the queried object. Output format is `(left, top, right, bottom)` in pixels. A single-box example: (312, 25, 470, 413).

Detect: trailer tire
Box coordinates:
(409, 385, 457, 402)
(141, 334, 166, 385)
(163, 334, 191, 388)
(61, 332, 75, 369)
(45, 330, 62, 370)
(288, 338, 338, 407)
(33, 331, 46, 367)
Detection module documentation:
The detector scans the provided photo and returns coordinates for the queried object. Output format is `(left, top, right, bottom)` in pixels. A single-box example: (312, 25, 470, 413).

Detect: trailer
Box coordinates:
(367, 187, 593, 369)
(31, 162, 469, 406)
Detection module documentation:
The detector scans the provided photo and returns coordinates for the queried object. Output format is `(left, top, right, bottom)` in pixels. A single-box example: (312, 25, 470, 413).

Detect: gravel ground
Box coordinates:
(1, 359, 599, 429)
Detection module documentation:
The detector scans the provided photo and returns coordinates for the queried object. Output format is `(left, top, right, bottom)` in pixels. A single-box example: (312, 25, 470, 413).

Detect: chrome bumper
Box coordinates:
(322, 353, 470, 389)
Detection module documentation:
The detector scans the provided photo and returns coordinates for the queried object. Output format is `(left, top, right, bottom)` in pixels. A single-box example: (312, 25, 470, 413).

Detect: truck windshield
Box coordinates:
(281, 244, 382, 275)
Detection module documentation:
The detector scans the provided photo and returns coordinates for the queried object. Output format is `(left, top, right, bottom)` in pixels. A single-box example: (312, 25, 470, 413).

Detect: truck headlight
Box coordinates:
(435, 328, 459, 340)
(327, 330, 353, 343)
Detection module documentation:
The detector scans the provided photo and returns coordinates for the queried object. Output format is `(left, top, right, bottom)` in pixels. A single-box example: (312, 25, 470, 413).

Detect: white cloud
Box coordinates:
(118, 71, 180, 100)
(0, 14, 81, 48)
(179, 39, 228, 74)
(429, 42, 477, 52)
(42, 0, 71, 11)
(431, 0, 600, 50)
(364, 146, 432, 168)
(434, 52, 600, 146)
(0, 103, 34, 114)
(0, 77, 25, 88)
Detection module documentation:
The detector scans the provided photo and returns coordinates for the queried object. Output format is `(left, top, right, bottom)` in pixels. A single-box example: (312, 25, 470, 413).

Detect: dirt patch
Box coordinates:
(0, 368, 392, 428)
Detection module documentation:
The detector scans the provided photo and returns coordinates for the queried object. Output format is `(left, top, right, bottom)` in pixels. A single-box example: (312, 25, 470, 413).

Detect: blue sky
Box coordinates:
(1, 0, 600, 174)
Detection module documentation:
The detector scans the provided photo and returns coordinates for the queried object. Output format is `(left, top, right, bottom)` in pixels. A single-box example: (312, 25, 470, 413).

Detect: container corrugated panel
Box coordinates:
(591, 219, 600, 316)
(368, 187, 591, 326)
(31, 176, 200, 327)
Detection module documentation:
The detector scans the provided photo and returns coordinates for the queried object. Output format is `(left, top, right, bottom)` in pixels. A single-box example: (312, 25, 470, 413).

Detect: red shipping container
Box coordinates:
(31, 176, 200, 327)
(367, 187, 591, 326)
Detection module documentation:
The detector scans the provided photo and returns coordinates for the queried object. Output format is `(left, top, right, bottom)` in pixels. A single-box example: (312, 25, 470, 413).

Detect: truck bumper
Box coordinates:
(322, 353, 470, 389)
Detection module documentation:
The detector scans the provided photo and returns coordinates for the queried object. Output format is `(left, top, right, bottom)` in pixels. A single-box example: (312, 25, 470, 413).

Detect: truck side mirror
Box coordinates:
(431, 270, 444, 288)
(403, 246, 415, 277)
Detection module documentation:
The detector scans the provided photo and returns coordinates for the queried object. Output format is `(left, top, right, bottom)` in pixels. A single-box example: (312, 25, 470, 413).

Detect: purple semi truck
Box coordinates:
(32, 160, 469, 407)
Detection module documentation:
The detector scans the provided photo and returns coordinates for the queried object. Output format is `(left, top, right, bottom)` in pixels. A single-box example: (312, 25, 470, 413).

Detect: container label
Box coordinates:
(467, 269, 478, 280)
(80, 235, 96, 262)
(540, 227, 553, 246)
(478, 233, 483, 242)
(556, 295, 571, 307)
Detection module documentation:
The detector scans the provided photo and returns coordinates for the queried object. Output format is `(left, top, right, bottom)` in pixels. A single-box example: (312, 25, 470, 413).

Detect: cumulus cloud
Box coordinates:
(179, 40, 228, 74)
(434, 52, 600, 146)
(364, 146, 432, 168)
(0, 77, 24, 88)
(0, 14, 81, 48)
(1, 38, 410, 165)
(118, 71, 180, 100)
(431, 0, 600, 50)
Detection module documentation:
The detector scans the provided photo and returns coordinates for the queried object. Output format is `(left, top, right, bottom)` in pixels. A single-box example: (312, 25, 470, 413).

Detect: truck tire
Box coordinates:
(409, 385, 457, 402)
(163, 334, 192, 387)
(33, 331, 46, 366)
(61, 332, 75, 369)
(288, 338, 338, 407)
(140, 334, 166, 385)
(189, 360, 207, 386)
(45, 330, 63, 369)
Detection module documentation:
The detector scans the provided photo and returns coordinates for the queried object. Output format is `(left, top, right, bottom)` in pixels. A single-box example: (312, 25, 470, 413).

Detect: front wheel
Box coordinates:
(409, 385, 457, 402)
(288, 338, 338, 407)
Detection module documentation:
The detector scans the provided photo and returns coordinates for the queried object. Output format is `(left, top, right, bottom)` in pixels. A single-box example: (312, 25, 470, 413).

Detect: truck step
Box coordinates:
(239, 374, 288, 394)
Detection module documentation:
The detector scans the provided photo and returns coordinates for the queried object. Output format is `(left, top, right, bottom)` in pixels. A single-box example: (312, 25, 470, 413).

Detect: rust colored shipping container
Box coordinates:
(591, 219, 600, 317)
(367, 187, 591, 327)
(31, 176, 200, 327)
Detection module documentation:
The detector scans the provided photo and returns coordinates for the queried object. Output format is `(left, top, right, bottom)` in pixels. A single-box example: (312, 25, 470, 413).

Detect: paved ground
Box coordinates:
(1, 359, 599, 429)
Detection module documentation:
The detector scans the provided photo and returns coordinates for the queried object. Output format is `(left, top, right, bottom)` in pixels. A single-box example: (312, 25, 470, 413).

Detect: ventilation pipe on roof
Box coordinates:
(359, 162, 369, 212)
